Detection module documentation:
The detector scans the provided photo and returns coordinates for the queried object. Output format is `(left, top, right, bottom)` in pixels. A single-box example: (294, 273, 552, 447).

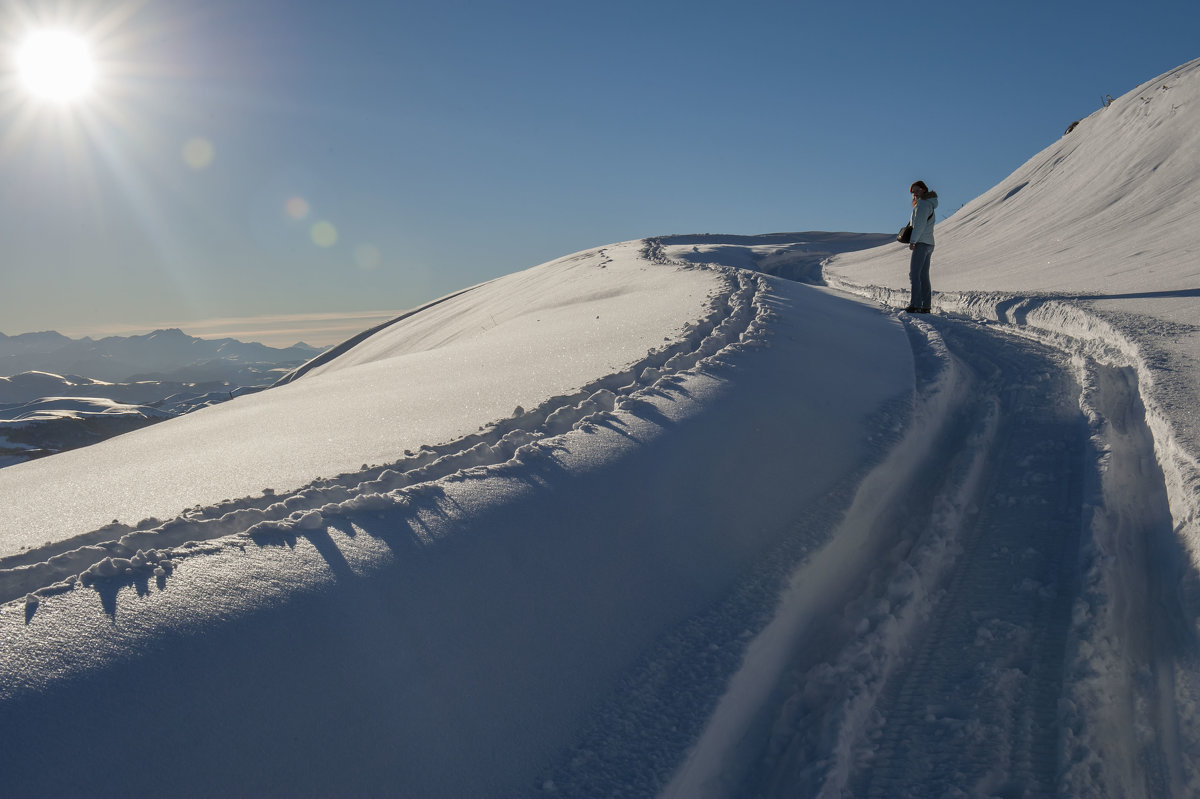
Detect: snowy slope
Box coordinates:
(826, 57, 1200, 297)
(0, 242, 719, 556)
(4, 57, 1200, 799)
(0, 238, 910, 796)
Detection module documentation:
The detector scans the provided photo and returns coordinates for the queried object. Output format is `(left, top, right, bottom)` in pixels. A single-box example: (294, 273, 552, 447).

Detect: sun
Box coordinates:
(16, 29, 95, 103)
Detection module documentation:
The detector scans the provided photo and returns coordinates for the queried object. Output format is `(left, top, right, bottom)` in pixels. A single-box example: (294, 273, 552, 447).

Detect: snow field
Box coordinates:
(0, 239, 912, 797)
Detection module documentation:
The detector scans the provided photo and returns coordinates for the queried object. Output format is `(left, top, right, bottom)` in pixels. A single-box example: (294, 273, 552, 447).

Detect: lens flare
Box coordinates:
(182, 137, 215, 169)
(310, 220, 338, 247)
(285, 196, 310, 219)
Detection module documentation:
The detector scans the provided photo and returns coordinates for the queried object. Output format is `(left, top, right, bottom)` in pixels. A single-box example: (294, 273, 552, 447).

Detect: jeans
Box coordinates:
(909, 243, 934, 309)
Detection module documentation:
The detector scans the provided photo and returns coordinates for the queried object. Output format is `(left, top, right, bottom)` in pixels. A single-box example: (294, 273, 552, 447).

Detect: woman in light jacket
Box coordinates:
(905, 180, 938, 313)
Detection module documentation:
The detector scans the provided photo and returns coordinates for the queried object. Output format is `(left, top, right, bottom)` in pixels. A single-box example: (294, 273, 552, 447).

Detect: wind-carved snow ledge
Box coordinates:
(3, 242, 777, 617)
(824, 272, 1200, 564)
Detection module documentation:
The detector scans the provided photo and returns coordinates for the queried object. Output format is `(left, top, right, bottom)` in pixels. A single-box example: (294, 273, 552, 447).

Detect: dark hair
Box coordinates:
(910, 180, 929, 194)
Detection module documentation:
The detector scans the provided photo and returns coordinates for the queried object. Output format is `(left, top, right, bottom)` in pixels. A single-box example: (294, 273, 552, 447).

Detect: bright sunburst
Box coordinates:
(16, 29, 95, 103)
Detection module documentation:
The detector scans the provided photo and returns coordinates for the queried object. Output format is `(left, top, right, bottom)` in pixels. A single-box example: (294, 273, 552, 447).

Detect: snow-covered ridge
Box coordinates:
(825, 56, 1200, 565)
(1, 242, 771, 609)
(271, 285, 482, 386)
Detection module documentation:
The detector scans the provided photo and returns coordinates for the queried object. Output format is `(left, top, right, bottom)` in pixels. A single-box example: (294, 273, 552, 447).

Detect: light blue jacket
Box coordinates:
(910, 193, 938, 246)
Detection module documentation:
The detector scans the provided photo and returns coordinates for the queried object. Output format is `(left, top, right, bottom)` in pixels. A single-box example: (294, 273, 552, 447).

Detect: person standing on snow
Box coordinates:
(905, 180, 938, 313)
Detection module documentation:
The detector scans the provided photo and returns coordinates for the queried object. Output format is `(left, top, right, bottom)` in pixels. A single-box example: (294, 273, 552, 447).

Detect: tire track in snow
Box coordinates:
(825, 273, 1200, 796)
(660, 315, 974, 798)
(1060, 359, 1200, 797)
(665, 316, 1094, 799)
(848, 320, 1088, 799)
(2, 244, 773, 619)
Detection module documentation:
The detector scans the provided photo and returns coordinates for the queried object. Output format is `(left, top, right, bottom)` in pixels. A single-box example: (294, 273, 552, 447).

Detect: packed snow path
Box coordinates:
(843, 319, 1087, 798)
(664, 311, 1199, 799)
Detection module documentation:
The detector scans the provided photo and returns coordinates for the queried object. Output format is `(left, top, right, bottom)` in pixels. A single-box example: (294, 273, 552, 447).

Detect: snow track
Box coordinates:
(664, 305, 1200, 798)
(820, 258, 1200, 795)
(843, 320, 1088, 798)
(1063, 358, 1200, 797)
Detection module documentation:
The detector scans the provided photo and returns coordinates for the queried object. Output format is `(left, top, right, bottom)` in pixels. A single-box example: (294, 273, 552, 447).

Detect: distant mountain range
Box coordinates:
(0, 329, 323, 384)
(0, 329, 328, 467)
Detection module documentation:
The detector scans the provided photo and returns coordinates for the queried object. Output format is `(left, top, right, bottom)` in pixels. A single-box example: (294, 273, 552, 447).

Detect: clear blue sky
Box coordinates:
(2, 0, 1197, 346)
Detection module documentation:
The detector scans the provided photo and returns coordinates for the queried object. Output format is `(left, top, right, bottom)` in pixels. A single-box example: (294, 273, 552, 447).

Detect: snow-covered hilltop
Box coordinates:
(0, 238, 911, 797)
(3, 57, 1200, 798)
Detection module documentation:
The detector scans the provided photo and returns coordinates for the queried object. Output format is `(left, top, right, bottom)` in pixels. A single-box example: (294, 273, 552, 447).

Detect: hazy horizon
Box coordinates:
(9, 308, 408, 350)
